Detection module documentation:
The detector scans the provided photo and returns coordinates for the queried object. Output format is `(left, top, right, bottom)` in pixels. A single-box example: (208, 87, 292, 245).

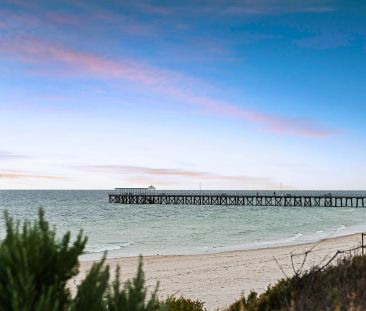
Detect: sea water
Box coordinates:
(0, 190, 366, 261)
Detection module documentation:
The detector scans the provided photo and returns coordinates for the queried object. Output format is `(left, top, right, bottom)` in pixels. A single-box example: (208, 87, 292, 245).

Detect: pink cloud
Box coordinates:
(166, 89, 336, 137)
(0, 37, 173, 85)
(78, 164, 274, 186)
(0, 170, 64, 180)
(226, 106, 334, 137)
(134, 2, 174, 15)
(0, 36, 336, 138)
(126, 177, 182, 187)
(220, 0, 336, 15)
(132, 1, 337, 16)
(0, 4, 157, 40)
(0, 9, 41, 30)
(45, 12, 84, 27)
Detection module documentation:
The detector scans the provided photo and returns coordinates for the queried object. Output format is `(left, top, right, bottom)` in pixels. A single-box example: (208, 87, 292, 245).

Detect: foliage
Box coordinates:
(158, 296, 206, 311)
(71, 260, 110, 311)
(106, 260, 158, 311)
(0, 209, 86, 310)
(226, 254, 366, 311)
(0, 209, 158, 311)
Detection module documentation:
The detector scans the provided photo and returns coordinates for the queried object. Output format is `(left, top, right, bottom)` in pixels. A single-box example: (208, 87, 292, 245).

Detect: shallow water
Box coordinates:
(0, 190, 365, 260)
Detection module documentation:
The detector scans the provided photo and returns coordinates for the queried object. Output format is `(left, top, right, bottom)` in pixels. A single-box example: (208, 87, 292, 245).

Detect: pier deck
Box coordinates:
(108, 188, 366, 207)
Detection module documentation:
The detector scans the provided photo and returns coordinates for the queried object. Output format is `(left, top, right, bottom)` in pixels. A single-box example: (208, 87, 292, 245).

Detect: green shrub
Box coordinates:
(159, 296, 206, 311)
(0, 209, 158, 311)
(227, 254, 366, 311)
(106, 260, 158, 311)
(0, 209, 86, 310)
(71, 259, 110, 311)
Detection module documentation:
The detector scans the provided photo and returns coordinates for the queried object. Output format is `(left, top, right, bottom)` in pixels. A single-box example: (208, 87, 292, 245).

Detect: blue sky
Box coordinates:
(0, 0, 365, 190)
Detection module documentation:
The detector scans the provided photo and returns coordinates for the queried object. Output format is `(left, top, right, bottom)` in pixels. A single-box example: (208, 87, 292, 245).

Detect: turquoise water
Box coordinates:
(1, 190, 366, 260)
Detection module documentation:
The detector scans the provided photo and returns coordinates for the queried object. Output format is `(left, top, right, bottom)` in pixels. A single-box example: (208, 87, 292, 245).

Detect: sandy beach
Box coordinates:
(74, 233, 363, 310)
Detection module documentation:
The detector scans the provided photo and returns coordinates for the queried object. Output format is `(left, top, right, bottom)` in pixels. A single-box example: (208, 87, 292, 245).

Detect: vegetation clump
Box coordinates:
(159, 296, 206, 311)
(0, 209, 160, 311)
(227, 253, 366, 311)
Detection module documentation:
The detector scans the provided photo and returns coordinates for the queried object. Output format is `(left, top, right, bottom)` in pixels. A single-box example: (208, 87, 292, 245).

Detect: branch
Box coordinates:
(318, 245, 362, 271)
(273, 256, 289, 279)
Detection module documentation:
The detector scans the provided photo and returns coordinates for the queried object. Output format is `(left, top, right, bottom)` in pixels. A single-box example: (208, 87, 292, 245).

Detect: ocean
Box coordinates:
(0, 190, 366, 261)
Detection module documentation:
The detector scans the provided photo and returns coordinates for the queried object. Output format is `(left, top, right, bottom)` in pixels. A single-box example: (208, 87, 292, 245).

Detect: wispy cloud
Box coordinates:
(0, 151, 30, 160)
(0, 170, 64, 180)
(294, 33, 351, 49)
(133, 2, 173, 15)
(0, 4, 159, 37)
(125, 176, 181, 187)
(220, 0, 337, 15)
(0, 9, 41, 31)
(134, 0, 338, 16)
(170, 91, 337, 137)
(0, 36, 336, 137)
(78, 164, 272, 184)
(0, 36, 176, 84)
(44, 11, 85, 27)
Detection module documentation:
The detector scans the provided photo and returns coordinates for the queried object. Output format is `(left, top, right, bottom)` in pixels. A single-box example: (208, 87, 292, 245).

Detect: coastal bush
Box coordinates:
(71, 260, 110, 311)
(158, 296, 206, 311)
(0, 209, 87, 310)
(105, 261, 158, 311)
(0, 209, 158, 311)
(226, 254, 366, 311)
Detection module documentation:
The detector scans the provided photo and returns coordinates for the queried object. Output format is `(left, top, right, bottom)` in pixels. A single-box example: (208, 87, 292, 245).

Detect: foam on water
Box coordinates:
(86, 242, 134, 254)
(1, 190, 366, 260)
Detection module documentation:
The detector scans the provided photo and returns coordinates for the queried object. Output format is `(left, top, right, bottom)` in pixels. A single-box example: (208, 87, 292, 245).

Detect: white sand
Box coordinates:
(74, 233, 363, 310)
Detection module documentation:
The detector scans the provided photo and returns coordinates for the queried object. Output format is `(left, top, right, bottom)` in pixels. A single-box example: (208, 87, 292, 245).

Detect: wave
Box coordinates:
(200, 232, 306, 254)
(292, 232, 303, 240)
(85, 242, 133, 254)
(256, 232, 303, 245)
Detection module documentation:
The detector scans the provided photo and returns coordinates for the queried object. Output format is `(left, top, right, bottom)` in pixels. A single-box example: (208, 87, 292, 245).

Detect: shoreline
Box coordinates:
(75, 232, 363, 310)
(80, 224, 366, 261)
(81, 231, 361, 262)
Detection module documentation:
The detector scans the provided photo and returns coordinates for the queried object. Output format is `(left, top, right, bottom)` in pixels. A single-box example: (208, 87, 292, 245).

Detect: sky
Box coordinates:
(0, 0, 366, 190)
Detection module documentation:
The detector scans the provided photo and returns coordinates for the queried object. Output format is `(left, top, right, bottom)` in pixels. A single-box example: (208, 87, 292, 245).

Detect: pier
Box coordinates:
(108, 187, 366, 207)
